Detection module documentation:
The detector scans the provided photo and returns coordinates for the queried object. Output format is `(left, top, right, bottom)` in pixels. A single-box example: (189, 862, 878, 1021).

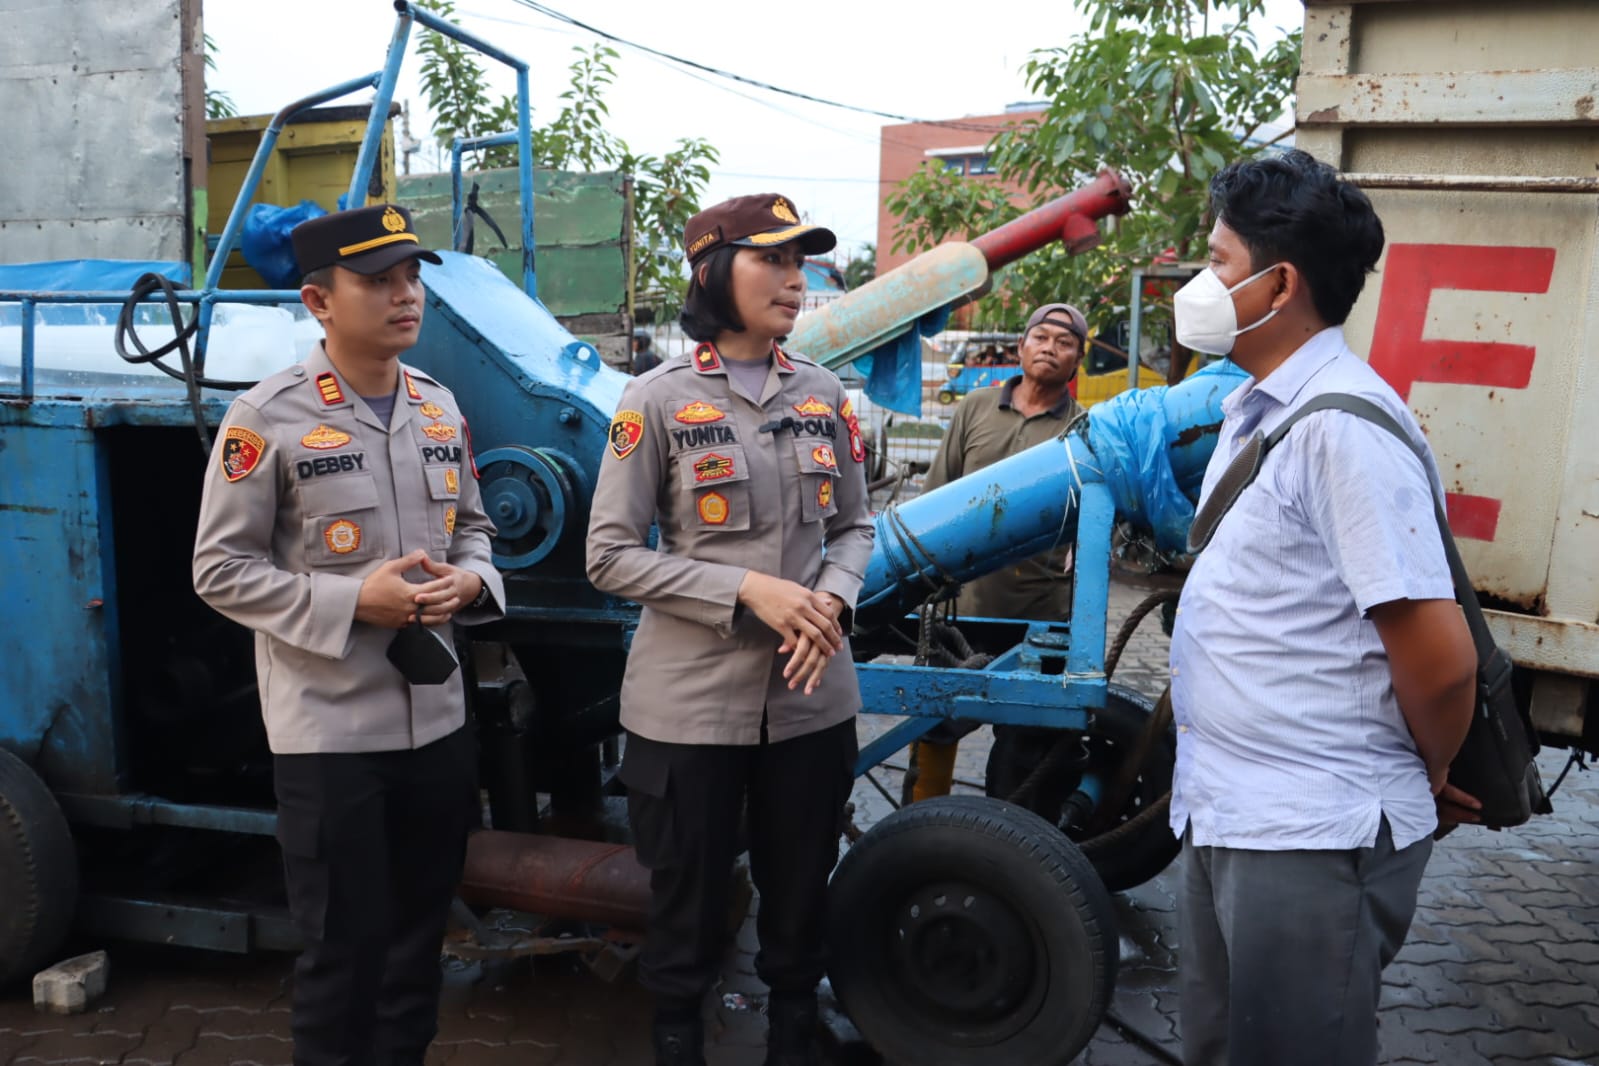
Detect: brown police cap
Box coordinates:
(1025, 302, 1088, 341)
(291, 204, 443, 278)
(683, 193, 837, 265)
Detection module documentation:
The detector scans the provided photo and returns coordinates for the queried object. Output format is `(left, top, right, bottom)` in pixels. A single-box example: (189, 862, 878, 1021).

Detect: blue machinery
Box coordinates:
(0, 4, 1249, 1060)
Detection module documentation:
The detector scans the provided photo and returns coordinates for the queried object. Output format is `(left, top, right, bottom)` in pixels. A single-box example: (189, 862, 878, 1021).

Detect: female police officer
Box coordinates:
(587, 194, 873, 1066)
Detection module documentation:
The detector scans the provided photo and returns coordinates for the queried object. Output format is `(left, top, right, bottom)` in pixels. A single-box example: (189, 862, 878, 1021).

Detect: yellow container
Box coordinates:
(204, 105, 398, 289)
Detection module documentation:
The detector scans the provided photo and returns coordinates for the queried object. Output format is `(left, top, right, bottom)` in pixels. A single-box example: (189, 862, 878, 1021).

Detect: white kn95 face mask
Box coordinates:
(1172, 263, 1283, 355)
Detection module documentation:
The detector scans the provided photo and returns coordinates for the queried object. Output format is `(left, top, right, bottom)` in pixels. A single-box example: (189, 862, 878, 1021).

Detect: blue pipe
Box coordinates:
(346, 12, 414, 208)
(207, 72, 383, 293)
(19, 298, 34, 400)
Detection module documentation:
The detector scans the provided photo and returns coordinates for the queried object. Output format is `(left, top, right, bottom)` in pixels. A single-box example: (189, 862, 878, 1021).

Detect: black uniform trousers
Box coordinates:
(273, 725, 477, 1066)
(621, 717, 857, 1008)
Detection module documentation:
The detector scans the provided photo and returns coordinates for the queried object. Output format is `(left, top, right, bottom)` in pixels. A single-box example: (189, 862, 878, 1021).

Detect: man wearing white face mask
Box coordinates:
(1167, 150, 1479, 1066)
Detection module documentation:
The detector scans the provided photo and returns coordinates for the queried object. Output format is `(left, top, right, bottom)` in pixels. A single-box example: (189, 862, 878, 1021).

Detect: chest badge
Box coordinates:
(315, 372, 345, 406)
(421, 422, 456, 442)
(444, 505, 457, 537)
(609, 410, 645, 460)
(220, 426, 266, 483)
(693, 453, 736, 482)
(324, 519, 362, 554)
(811, 444, 837, 470)
(674, 400, 726, 424)
(817, 480, 833, 509)
(444, 468, 459, 495)
(792, 395, 833, 418)
(420, 401, 444, 419)
(301, 424, 352, 451)
(697, 491, 729, 525)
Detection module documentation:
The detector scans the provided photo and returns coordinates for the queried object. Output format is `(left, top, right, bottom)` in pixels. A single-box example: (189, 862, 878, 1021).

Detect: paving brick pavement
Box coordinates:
(3, 577, 1597, 1064)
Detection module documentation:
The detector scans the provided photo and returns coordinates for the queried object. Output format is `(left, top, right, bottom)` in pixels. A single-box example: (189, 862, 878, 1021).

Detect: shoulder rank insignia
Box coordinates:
(444, 505, 457, 537)
(675, 400, 726, 424)
(817, 480, 833, 509)
(697, 491, 729, 525)
(693, 345, 722, 373)
(324, 518, 362, 554)
(404, 372, 423, 401)
(774, 346, 796, 372)
(792, 395, 834, 418)
(221, 426, 266, 482)
(315, 372, 345, 406)
(609, 410, 645, 460)
(419, 401, 444, 419)
(301, 424, 352, 451)
(422, 422, 456, 442)
(811, 444, 837, 469)
(693, 453, 736, 482)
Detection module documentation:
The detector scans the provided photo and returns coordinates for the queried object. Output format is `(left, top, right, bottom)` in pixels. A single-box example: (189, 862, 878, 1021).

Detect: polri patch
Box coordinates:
(674, 400, 726, 424)
(324, 518, 361, 554)
(221, 426, 266, 483)
(315, 372, 345, 406)
(301, 424, 352, 451)
(444, 505, 457, 537)
(404, 372, 423, 401)
(792, 395, 833, 417)
(422, 422, 456, 442)
(841, 398, 866, 463)
(811, 444, 837, 469)
(697, 491, 729, 525)
(817, 479, 833, 509)
(419, 401, 444, 419)
(693, 453, 736, 482)
(609, 410, 645, 460)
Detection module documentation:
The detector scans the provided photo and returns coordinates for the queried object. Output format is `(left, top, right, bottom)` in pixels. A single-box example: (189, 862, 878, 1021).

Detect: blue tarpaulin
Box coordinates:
(0, 259, 190, 292)
(854, 305, 951, 415)
(242, 200, 329, 289)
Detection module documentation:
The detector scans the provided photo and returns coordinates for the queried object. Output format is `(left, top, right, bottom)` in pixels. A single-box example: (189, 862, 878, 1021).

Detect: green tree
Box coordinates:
(842, 243, 878, 290)
(886, 0, 1298, 331)
(203, 33, 237, 119)
(415, 9, 718, 321)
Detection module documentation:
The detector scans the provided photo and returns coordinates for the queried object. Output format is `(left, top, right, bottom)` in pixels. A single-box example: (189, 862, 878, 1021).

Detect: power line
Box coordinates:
(502, 0, 1008, 134)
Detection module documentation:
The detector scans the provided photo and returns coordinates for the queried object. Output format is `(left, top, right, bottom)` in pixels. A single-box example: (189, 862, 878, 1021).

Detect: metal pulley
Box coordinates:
(475, 445, 580, 569)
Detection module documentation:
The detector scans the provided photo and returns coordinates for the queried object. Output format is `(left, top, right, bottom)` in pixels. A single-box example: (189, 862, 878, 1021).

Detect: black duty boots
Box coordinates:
(764, 991, 821, 1066)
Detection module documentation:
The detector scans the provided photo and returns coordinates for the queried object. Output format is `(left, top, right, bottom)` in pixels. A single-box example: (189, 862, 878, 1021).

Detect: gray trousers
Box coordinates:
(1179, 819, 1431, 1066)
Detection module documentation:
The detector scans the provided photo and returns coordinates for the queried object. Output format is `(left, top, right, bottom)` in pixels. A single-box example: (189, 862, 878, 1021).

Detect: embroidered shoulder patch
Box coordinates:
(793, 395, 833, 417)
(697, 491, 729, 525)
(609, 410, 645, 460)
(674, 400, 726, 424)
(221, 426, 266, 482)
(301, 424, 352, 451)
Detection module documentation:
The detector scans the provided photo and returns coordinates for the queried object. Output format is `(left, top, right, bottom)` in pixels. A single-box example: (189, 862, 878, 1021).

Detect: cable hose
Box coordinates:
(114, 272, 258, 453)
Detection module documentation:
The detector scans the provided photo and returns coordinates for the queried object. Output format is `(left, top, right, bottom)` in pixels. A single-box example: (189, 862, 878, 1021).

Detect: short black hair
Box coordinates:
(302, 266, 335, 290)
(678, 245, 742, 342)
(1208, 149, 1384, 325)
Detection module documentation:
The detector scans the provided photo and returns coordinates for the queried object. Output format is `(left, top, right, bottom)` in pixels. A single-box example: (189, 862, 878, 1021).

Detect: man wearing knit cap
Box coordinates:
(909, 301, 1088, 801)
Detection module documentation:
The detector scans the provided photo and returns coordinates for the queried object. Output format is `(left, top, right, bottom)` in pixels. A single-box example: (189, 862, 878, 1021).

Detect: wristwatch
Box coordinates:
(469, 577, 493, 609)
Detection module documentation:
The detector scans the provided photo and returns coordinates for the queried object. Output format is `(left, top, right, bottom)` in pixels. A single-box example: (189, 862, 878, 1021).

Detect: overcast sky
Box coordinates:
(207, 0, 1307, 261)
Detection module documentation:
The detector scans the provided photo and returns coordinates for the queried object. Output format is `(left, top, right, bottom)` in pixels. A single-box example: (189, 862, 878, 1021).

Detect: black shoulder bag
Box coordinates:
(1187, 393, 1551, 828)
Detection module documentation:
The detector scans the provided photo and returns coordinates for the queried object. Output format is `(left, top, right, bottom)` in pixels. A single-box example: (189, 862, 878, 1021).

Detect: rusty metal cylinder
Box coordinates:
(969, 169, 1133, 271)
(458, 829, 653, 931)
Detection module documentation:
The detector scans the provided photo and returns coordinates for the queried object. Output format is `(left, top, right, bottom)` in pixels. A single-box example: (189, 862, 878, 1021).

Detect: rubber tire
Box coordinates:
(0, 747, 78, 986)
(984, 685, 1179, 892)
(937, 389, 956, 406)
(828, 795, 1117, 1066)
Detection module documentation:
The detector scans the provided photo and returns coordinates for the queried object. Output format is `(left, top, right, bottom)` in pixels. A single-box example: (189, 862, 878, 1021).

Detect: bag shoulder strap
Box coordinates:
(1261, 392, 1498, 664)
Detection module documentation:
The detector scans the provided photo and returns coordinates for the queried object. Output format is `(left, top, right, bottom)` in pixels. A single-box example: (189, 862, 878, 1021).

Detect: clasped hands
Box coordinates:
(737, 572, 846, 696)
(354, 550, 484, 629)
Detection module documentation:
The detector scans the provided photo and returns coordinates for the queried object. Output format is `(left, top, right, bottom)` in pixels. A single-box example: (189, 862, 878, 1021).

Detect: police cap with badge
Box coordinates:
(291, 204, 443, 279)
(683, 193, 837, 265)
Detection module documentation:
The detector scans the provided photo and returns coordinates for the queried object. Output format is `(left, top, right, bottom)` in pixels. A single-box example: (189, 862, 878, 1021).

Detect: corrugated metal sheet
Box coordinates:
(0, 0, 187, 263)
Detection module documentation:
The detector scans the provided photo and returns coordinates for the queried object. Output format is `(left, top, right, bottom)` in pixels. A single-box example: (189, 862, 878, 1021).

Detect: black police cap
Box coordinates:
(291, 204, 443, 278)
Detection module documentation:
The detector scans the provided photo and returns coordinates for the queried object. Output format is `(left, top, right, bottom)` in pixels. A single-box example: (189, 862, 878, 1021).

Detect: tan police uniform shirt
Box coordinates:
(586, 344, 875, 746)
(193, 342, 505, 755)
(922, 376, 1084, 621)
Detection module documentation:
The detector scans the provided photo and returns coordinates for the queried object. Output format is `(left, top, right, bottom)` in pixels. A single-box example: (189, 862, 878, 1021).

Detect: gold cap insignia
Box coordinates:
(771, 198, 799, 224)
(381, 206, 408, 234)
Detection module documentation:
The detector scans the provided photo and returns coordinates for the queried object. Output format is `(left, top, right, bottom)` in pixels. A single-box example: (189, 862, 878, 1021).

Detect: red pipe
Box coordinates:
(458, 829, 653, 931)
(968, 169, 1133, 271)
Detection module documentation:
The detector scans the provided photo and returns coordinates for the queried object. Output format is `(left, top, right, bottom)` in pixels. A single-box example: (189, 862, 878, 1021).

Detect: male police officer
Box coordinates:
(193, 204, 504, 1066)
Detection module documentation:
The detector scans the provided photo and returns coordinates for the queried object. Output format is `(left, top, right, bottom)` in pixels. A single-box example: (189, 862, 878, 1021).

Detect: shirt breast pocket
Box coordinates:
(677, 444, 751, 532)
(300, 474, 382, 566)
(794, 438, 841, 523)
(423, 463, 462, 550)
